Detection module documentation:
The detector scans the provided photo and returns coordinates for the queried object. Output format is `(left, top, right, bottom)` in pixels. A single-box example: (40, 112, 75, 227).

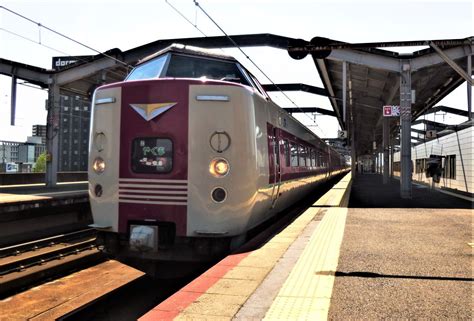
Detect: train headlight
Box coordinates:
(93, 157, 106, 174)
(209, 158, 230, 177)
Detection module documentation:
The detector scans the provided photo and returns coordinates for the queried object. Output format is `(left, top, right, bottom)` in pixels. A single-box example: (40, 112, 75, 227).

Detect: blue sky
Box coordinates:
(0, 0, 472, 141)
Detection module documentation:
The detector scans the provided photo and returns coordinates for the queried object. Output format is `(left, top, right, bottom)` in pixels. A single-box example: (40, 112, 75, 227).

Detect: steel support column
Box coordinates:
(390, 136, 395, 178)
(400, 63, 412, 198)
(383, 118, 390, 183)
(342, 61, 347, 123)
(468, 54, 472, 121)
(350, 102, 356, 176)
(10, 76, 17, 126)
(46, 78, 60, 187)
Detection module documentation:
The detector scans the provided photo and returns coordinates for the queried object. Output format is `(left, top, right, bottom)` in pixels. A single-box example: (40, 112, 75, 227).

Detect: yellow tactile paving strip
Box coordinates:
(175, 206, 323, 320)
(313, 173, 352, 207)
(150, 172, 352, 320)
(263, 207, 348, 320)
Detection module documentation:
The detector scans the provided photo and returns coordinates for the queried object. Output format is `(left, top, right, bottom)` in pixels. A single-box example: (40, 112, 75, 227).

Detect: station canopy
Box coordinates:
(1, 34, 472, 155)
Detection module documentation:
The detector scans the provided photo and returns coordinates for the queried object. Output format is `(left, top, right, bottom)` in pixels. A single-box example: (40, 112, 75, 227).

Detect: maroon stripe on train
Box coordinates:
(119, 79, 190, 181)
(117, 79, 191, 234)
(118, 181, 188, 185)
(119, 203, 187, 236)
(119, 193, 187, 197)
(119, 186, 188, 191)
(118, 197, 186, 202)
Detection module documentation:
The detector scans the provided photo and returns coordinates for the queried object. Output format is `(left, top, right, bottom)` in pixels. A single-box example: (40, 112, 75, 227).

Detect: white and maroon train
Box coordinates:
(88, 44, 348, 266)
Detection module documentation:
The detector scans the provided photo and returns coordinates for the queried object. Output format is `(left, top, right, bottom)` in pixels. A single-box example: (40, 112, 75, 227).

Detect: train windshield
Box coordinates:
(126, 53, 251, 87)
(127, 55, 168, 81)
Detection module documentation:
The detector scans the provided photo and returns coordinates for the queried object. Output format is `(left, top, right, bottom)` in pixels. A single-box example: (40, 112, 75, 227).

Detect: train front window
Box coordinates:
(131, 138, 173, 173)
(165, 54, 251, 86)
(126, 55, 168, 81)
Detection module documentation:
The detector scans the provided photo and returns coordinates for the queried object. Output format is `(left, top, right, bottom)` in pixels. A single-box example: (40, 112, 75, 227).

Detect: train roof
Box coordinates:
(137, 44, 238, 66)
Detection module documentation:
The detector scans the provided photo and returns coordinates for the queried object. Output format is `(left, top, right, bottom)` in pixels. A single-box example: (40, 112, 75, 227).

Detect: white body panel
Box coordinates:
(88, 87, 122, 230)
(186, 84, 344, 236)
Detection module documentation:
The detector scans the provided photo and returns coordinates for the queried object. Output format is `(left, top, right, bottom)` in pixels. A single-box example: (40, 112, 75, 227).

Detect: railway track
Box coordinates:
(0, 176, 345, 320)
(0, 228, 103, 298)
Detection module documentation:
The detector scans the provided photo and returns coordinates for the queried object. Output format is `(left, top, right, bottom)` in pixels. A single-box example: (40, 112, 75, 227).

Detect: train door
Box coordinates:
(270, 127, 282, 208)
(327, 145, 332, 179)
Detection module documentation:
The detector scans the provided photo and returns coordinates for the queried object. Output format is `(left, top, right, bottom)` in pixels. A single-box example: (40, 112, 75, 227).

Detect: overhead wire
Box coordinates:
(0, 5, 134, 70)
(165, 0, 207, 37)
(164, 0, 226, 54)
(192, 0, 326, 136)
(0, 27, 128, 83)
(166, 0, 334, 128)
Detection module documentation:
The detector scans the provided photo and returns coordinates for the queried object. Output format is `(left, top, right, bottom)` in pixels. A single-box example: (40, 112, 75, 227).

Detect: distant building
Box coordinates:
(58, 94, 90, 171)
(0, 141, 20, 163)
(32, 124, 47, 143)
(0, 138, 46, 172)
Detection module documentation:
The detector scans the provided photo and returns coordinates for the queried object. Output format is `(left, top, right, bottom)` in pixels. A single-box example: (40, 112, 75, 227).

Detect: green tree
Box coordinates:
(33, 152, 47, 173)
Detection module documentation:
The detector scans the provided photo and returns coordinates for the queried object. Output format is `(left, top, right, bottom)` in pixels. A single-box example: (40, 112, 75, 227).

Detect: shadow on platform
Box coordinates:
(348, 173, 472, 209)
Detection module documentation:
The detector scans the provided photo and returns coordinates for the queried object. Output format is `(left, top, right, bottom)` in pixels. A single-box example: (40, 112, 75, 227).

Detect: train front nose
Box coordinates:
(89, 80, 191, 240)
(117, 80, 191, 242)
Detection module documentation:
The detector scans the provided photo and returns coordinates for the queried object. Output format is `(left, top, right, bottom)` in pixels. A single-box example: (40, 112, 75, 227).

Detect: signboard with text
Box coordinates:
(52, 56, 94, 71)
(383, 105, 400, 117)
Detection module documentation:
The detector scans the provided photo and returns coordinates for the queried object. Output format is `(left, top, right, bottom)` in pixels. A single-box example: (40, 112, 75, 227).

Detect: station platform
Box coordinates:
(140, 172, 472, 320)
(0, 182, 90, 246)
(0, 182, 88, 212)
(0, 182, 88, 204)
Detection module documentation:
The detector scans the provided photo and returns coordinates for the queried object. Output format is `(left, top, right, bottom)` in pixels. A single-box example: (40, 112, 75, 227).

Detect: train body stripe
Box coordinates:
(119, 189, 188, 195)
(118, 183, 188, 189)
(118, 194, 187, 200)
(119, 178, 188, 184)
(119, 199, 187, 206)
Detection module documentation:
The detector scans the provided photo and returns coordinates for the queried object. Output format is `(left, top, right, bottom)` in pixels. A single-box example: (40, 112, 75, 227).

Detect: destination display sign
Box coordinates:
(131, 137, 173, 173)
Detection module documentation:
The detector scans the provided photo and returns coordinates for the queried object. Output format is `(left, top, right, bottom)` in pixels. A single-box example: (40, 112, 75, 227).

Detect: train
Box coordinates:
(88, 44, 348, 273)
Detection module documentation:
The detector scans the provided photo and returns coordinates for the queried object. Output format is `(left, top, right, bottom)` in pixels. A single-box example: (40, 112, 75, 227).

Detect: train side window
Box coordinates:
(290, 142, 298, 167)
(310, 149, 316, 167)
(131, 137, 173, 173)
(283, 140, 290, 167)
(298, 145, 306, 167)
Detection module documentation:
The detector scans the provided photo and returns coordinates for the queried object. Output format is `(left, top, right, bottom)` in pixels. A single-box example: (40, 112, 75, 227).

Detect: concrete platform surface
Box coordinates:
(140, 173, 352, 320)
(0, 182, 88, 207)
(349, 174, 472, 208)
(329, 173, 473, 319)
(328, 207, 472, 319)
(138, 172, 472, 320)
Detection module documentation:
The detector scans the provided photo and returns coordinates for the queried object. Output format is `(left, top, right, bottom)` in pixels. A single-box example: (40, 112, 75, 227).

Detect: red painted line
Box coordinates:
(138, 251, 251, 321)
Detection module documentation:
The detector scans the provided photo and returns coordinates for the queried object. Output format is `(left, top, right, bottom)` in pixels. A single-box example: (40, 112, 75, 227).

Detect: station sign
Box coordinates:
(383, 105, 400, 117)
(52, 56, 94, 71)
(337, 130, 348, 139)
